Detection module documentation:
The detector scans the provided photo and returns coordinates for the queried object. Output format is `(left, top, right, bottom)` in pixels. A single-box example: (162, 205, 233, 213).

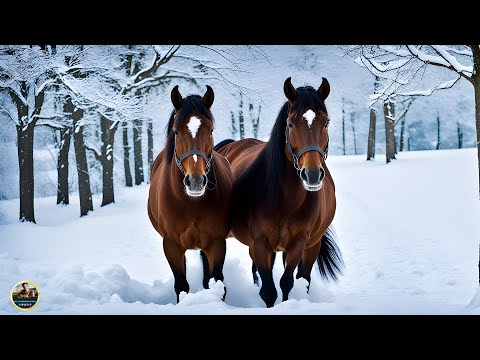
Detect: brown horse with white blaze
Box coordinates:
(148, 85, 233, 303)
(215, 77, 344, 307)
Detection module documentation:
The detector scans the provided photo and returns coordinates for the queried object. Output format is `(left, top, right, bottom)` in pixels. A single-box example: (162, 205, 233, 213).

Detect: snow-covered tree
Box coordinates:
(342, 45, 480, 195)
(0, 45, 63, 222)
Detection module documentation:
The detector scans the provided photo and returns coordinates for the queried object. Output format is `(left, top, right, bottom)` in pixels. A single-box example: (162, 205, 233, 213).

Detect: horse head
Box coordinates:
(171, 85, 215, 198)
(284, 77, 330, 191)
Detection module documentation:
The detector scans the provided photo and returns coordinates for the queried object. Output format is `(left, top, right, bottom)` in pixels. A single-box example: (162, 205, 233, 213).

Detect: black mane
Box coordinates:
(232, 86, 328, 212)
(165, 94, 214, 163)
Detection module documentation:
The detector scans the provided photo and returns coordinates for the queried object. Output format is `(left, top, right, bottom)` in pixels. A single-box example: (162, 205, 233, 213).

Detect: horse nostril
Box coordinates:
(319, 168, 325, 182)
(183, 175, 191, 187)
(202, 175, 207, 187)
(300, 168, 308, 182)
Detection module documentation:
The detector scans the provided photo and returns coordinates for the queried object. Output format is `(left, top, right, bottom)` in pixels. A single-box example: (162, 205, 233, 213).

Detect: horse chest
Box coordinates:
(256, 218, 308, 252)
(254, 199, 321, 251)
(178, 222, 202, 249)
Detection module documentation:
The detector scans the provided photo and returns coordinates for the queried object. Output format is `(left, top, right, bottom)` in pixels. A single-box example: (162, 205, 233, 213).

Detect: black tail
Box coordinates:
(316, 226, 344, 282)
(214, 139, 235, 152)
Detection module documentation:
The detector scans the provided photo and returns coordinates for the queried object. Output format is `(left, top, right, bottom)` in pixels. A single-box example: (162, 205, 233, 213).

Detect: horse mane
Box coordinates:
(232, 86, 328, 211)
(164, 94, 214, 164)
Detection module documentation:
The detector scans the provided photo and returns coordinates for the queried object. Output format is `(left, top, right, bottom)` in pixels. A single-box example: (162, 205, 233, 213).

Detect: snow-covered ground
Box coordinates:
(1, 148, 480, 314)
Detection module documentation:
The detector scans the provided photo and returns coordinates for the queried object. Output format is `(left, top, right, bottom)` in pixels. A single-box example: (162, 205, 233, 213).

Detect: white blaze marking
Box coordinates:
(193, 154, 198, 164)
(303, 109, 316, 127)
(187, 116, 202, 139)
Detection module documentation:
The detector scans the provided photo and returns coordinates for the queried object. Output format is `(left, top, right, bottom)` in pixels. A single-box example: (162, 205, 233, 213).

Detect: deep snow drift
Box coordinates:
(1, 148, 480, 314)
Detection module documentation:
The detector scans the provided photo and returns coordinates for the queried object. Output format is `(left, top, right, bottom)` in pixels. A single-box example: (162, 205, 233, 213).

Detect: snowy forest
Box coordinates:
(0, 45, 478, 223)
(2, 45, 480, 314)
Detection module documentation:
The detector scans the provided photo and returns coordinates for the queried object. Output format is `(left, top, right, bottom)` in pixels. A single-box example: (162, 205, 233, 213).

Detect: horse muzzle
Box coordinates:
(183, 173, 208, 197)
(300, 167, 324, 192)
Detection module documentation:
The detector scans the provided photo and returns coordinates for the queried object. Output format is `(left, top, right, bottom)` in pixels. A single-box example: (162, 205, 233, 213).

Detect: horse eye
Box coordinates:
(173, 130, 179, 135)
(211, 128, 214, 134)
(287, 122, 293, 128)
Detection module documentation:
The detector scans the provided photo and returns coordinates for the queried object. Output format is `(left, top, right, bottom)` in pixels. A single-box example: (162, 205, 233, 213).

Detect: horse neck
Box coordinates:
(167, 157, 187, 199)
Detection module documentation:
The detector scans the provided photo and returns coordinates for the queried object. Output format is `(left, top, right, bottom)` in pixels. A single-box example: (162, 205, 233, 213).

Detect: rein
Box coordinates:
(284, 113, 329, 177)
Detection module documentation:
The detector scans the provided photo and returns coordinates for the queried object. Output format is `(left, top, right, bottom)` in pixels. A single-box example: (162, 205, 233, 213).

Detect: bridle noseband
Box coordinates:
(174, 141, 217, 191)
(285, 112, 329, 177)
(174, 149, 213, 176)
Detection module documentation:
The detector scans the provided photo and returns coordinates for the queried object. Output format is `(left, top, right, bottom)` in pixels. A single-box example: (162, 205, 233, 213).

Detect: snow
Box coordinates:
(431, 45, 473, 75)
(187, 116, 201, 139)
(302, 109, 316, 127)
(1, 149, 480, 315)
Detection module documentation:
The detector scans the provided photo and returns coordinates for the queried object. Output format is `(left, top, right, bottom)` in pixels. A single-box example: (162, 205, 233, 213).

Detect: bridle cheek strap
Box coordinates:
(285, 126, 328, 175)
(174, 149, 212, 176)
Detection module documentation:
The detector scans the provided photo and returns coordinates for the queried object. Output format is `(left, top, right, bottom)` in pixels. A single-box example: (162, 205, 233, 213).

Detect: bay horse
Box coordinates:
(148, 85, 233, 303)
(215, 77, 343, 307)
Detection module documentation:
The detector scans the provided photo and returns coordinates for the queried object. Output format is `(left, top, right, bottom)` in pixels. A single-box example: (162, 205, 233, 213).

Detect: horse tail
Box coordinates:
(316, 225, 344, 282)
(214, 139, 235, 152)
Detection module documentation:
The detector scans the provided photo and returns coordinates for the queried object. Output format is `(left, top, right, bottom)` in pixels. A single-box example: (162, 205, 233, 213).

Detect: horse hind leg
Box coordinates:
(252, 262, 259, 286)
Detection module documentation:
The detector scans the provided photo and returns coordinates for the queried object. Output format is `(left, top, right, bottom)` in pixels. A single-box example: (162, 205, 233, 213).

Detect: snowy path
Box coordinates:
(1, 149, 479, 314)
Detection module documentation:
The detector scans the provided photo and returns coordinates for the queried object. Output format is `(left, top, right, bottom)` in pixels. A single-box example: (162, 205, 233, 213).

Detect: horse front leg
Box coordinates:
(202, 239, 227, 300)
(296, 241, 321, 293)
(163, 238, 189, 303)
(280, 237, 306, 302)
(253, 237, 277, 308)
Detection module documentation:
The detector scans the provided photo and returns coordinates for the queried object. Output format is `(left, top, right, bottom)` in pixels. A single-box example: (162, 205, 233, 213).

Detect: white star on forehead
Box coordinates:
(187, 116, 202, 139)
(303, 109, 316, 127)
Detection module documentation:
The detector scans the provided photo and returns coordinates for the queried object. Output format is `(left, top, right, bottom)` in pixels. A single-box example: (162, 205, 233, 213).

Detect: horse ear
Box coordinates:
(203, 85, 214, 108)
(284, 77, 297, 103)
(171, 85, 183, 111)
(317, 77, 330, 101)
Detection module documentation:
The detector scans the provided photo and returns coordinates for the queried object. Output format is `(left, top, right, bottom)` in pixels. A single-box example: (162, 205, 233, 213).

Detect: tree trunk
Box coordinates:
(147, 119, 153, 182)
(399, 115, 407, 152)
(57, 98, 74, 205)
(250, 103, 261, 139)
(469, 45, 480, 202)
(238, 94, 245, 140)
(100, 115, 118, 206)
(230, 111, 237, 139)
(133, 118, 144, 185)
(384, 100, 396, 163)
(367, 77, 379, 160)
(367, 108, 376, 160)
(342, 97, 346, 155)
(72, 106, 93, 217)
(57, 126, 72, 205)
(16, 120, 36, 223)
(15, 81, 38, 223)
(457, 122, 463, 149)
(350, 111, 357, 155)
(122, 121, 133, 187)
(436, 114, 441, 150)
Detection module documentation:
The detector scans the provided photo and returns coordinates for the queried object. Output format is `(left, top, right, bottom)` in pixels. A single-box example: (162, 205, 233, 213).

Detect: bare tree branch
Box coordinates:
(85, 144, 101, 161)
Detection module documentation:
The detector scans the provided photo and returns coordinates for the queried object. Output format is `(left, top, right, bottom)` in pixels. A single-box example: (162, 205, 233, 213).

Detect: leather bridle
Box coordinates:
(284, 112, 329, 177)
(174, 140, 216, 191)
(174, 149, 212, 176)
